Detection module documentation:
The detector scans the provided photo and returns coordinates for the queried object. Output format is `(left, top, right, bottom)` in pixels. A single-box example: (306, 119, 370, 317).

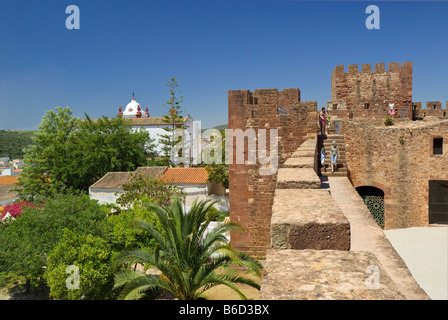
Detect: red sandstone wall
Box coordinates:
(228, 88, 318, 255)
(342, 119, 448, 229)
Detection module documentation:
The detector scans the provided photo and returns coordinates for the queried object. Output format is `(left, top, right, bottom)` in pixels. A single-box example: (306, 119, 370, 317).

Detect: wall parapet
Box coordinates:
(260, 138, 406, 300)
(333, 61, 412, 74)
(228, 88, 318, 256)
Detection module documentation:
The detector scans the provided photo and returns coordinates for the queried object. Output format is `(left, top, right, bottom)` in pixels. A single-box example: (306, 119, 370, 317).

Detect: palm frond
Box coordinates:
(112, 196, 262, 300)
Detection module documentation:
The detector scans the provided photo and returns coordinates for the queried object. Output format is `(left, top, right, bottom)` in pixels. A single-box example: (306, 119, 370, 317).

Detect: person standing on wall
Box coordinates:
(331, 140, 339, 173)
(319, 107, 328, 135)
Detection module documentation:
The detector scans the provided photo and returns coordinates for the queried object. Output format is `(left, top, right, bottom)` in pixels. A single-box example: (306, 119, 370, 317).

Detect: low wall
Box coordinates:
(260, 138, 406, 300)
(260, 249, 405, 300)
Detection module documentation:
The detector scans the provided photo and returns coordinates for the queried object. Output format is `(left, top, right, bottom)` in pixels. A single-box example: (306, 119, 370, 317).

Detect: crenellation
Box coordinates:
(426, 101, 442, 110)
(412, 102, 422, 110)
(335, 62, 410, 75)
(348, 64, 358, 73)
(334, 65, 345, 74)
(389, 62, 400, 72)
(361, 63, 371, 73)
(331, 61, 413, 118)
(375, 63, 385, 73)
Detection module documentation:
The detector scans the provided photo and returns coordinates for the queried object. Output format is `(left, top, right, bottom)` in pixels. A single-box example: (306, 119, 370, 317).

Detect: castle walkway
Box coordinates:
(323, 176, 430, 300)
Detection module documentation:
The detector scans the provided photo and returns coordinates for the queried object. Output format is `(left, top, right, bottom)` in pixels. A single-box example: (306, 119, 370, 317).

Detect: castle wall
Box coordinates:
(331, 62, 413, 119)
(228, 88, 318, 255)
(412, 101, 448, 119)
(341, 119, 448, 229)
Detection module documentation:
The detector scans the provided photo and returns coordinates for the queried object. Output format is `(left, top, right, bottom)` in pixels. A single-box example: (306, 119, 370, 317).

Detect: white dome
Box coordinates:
(123, 98, 142, 118)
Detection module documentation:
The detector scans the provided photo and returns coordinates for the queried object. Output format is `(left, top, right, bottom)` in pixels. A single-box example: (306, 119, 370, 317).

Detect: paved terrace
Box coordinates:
(260, 136, 429, 300)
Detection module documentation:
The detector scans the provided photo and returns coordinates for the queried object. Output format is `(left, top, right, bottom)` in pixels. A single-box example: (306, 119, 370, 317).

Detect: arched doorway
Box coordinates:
(356, 186, 385, 228)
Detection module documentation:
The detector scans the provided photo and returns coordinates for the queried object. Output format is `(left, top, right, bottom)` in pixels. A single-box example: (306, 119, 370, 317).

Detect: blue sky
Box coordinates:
(1, 0, 448, 130)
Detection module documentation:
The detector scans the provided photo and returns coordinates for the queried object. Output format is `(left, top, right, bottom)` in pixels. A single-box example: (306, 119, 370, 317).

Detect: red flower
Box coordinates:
(1, 201, 43, 219)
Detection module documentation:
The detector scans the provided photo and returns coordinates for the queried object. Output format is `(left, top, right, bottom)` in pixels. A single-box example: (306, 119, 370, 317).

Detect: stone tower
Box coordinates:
(330, 62, 413, 119)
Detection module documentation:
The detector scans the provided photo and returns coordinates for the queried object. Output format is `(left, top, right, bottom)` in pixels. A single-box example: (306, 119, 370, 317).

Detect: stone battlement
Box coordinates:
(331, 61, 413, 119)
(333, 61, 413, 74)
(259, 139, 407, 300)
(412, 101, 448, 110)
(228, 88, 319, 255)
(412, 101, 448, 119)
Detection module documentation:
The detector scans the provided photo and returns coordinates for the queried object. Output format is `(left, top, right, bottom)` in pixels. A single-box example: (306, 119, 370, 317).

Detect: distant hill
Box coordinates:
(0, 130, 35, 159)
(201, 124, 228, 133)
(213, 124, 228, 130)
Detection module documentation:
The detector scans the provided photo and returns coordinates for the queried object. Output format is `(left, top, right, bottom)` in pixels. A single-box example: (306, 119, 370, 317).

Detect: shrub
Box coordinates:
(103, 201, 162, 252)
(44, 229, 115, 300)
(116, 173, 184, 209)
(1, 201, 42, 219)
(384, 116, 393, 126)
(0, 194, 108, 289)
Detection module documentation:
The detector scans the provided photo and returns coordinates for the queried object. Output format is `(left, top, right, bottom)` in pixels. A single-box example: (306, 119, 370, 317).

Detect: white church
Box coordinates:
(117, 96, 198, 162)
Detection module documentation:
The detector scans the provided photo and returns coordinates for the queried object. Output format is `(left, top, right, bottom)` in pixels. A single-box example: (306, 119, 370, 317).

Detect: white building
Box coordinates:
(117, 96, 196, 159)
(0, 166, 21, 176)
(89, 166, 228, 213)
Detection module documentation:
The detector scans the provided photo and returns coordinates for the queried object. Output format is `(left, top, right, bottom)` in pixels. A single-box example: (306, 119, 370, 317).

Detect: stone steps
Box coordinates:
(317, 134, 348, 177)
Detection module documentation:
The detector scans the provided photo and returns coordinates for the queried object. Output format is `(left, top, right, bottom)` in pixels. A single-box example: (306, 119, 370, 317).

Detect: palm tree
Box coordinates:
(112, 197, 262, 300)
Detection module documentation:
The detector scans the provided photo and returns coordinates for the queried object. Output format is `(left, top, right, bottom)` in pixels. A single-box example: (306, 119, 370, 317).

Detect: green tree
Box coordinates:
(202, 129, 229, 189)
(0, 130, 34, 159)
(115, 172, 185, 209)
(14, 107, 80, 198)
(112, 197, 261, 300)
(0, 194, 108, 291)
(15, 107, 151, 199)
(159, 78, 187, 166)
(103, 201, 163, 252)
(205, 164, 229, 189)
(44, 229, 115, 300)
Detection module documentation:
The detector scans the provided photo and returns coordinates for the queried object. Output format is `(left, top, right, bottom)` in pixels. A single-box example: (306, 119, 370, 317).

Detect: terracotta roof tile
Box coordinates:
(134, 166, 168, 178)
(90, 166, 168, 189)
(0, 176, 19, 186)
(124, 116, 190, 126)
(90, 166, 208, 189)
(83, 116, 191, 126)
(89, 172, 132, 189)
(159, 167, 209, 184)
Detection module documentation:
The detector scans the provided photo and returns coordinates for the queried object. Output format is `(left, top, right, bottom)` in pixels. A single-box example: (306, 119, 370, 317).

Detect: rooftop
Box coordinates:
(90, 166, 209, 190)
(122, 116, 191, 126)
(0, 176, 19, 186)
(160, 167, 209, 185)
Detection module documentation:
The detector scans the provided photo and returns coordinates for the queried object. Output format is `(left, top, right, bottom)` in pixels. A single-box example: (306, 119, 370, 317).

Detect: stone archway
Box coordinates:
(356, 186, 385, 228)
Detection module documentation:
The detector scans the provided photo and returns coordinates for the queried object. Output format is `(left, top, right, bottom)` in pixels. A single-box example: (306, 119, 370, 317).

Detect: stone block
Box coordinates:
(270, 189, 350, 250)
(260, 249, 406, 300)
(290, 149, 315, 158)
(276, 168, 321, 189)
(283, 157, 314, 168)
